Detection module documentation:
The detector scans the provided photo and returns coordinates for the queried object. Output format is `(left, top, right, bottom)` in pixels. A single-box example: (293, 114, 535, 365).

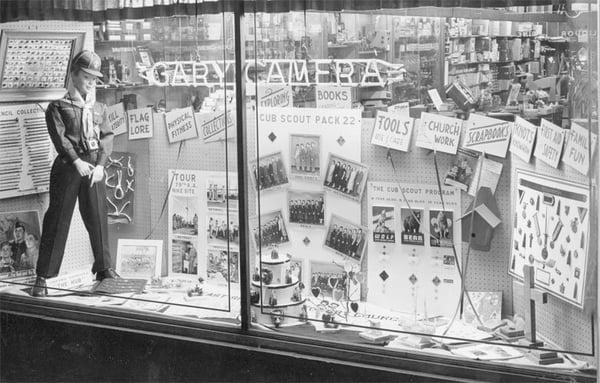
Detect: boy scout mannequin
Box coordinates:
(32, 51, 119, 297)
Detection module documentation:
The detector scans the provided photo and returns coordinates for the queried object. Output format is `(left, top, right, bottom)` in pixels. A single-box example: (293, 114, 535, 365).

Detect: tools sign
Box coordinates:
(105, 151, 136, 224)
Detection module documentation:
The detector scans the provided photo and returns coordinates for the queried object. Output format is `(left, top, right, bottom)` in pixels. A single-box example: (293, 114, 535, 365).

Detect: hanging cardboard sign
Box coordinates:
(316, 85, 352, 109)
(106, 103, 127, 136)
(510, 116, 537, 163)
(257, 84, 293, 108)
(196, 109, 236, 143)
(415, 112, 462, 154)
(165, 107, 198, 144)
(562, 122, 598, 175)
(462, 114, 511, 158)
(370, 111, 414, 152)
(533, 119, 565, 168)
(428, 89, 444, 111)
(388, 102, 410, 116)
(128, 107, 153, 140)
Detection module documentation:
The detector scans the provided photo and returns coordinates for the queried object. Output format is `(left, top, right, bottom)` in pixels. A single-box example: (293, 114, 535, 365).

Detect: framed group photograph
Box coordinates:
(252, 210, 290, 249)
(287, 190, 325, 226)
(0, 30, 85, 102)
(290, 134, 320, 179)
(323, 214, 367, 262)
(116, 239, 163, 280)
(323, 154, 368, 202)
(250, 151, 289, 191)
(207, 213, 240, 247)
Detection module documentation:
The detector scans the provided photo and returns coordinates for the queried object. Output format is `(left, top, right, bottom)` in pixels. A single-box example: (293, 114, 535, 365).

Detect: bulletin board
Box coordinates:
(0, 30, 85, 102)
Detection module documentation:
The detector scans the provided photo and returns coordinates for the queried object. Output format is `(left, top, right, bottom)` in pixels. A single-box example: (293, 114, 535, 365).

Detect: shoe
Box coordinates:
(96, 268, 120, 281)
(31, 276, 48, 297)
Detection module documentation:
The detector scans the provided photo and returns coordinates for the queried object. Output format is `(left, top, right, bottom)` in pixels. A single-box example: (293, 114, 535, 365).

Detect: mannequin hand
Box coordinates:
(89, 165, 104, 187)
(74, 158, 95, 177)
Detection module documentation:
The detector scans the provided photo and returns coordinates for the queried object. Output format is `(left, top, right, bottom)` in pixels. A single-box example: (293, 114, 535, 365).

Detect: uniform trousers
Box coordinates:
(36, 152, 111, 278)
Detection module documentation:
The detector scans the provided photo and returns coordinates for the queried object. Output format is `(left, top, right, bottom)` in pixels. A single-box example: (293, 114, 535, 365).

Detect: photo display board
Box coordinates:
(367, 182, 462, 319)
(510, 170, 590, 308)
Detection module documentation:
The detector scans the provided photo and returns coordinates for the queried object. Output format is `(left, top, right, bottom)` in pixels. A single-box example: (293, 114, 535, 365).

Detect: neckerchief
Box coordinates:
(63, 82, 97, 139)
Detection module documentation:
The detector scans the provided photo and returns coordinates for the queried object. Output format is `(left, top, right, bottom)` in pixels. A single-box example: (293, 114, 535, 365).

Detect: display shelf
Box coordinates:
(448, 58, 536, 66)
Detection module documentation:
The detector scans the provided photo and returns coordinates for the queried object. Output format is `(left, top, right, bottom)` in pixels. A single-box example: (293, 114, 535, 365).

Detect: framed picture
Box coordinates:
(287, 189, 325, 227)
(251, 210, 290, 249)
(0, 210, 41, 276)
(207, 248, 240, 285)
(323, 214, 367, 262)
(289, 134, 321, 180)
(323, 154, 368, 202)
(249, 151, 289, 192)
(116, 239, 163, 280)
(0, 30, 85, 102)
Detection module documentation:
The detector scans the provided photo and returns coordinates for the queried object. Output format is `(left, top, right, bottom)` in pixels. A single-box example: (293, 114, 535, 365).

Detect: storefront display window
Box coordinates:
(0, 1, 597, 380)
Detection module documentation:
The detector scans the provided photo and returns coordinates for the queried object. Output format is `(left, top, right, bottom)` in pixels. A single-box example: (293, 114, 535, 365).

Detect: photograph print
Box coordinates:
(252, 210, 290, 249)
(250, 151, 289, 191)
(372, 206, 395, 243)
(310, 260, 346, 300)
(323, 214, 367, 262)
(323, 154, 368, 202)
(288, 190, 325, 226)
(400, 208, 424, 246)
(171, 195, 199, 236)
(430, 210, 454, 248)
(290, 134, 320, 179)
(444, 153, 476, 191)
(171, 238, 198, 275)
(0, 210, 41, 274)
(207, 213, 240, 247)
(207, 248, 239, 284)
(206, 175, 238, 210)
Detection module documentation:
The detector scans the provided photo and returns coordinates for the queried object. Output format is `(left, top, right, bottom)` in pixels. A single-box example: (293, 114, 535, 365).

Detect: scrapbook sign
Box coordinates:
(510, 116, 537, 163)
(257, 84, 293, 108)
(316, 85, 352, 109)
(415, 112, 462, 154)
(128, 107, 153, 140)
(370, 111, 414, 152)
(106, 103, 127, 136)
(463, 114, 511, 158)
(165, 107, 198, 143)
(533, 119, 565, 168)
(562, 122, 598, 175)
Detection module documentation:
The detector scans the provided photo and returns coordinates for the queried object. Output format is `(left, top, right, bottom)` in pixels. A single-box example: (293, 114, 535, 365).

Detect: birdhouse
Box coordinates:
(461, 187, 502, 251)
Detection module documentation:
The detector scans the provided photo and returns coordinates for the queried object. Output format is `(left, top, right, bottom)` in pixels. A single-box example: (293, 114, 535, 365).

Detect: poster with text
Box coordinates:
(165, 107, 198, 144)
(533, 119, 565, 168)
(371, 111, 414, 152)
(168, 169, 202, 278)
(367, 182, 461, 318)
(510, 116, 537, 162)
(462, 114, 511, 158)
(257, 84, 293, 108)
(562, 122, 598, 175)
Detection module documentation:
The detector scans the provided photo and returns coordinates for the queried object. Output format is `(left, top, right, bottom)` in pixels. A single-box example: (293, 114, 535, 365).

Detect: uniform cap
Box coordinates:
(71, 50, 103, 78)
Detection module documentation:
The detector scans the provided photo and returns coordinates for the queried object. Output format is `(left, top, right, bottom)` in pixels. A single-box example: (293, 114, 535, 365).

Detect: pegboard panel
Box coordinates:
(509, 152, 597, 356)
(0, 20, 97, 279)
(146, 92, 239, 276)
(359, 118, 514, 316)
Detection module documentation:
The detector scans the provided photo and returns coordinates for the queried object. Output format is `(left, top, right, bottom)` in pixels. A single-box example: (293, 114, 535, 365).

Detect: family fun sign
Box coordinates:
(137, 59, 405, 88)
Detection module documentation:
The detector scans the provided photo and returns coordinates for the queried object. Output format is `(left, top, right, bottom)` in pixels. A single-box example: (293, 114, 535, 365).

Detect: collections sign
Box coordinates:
(510, 116, 537, 163)
(315, 85, 352, 109)
(370, 111, 414, 152)
(462, 114, 511, 158)
(533, 119, 565, 168)
(415, 112, 462, 154)
(128, 107, 153, 140)
(196, 109, 236, 143)
(165, 107, 198, 144)
(106, 103, 127, 136)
